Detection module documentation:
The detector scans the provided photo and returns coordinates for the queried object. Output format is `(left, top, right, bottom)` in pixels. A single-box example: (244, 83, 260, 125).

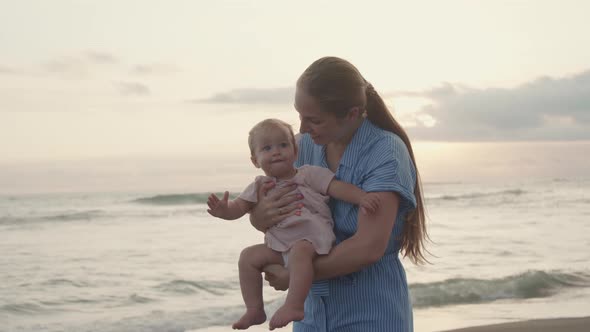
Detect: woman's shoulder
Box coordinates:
(360, 123, 417, 195)
(363, 123, 410, 161)
(366, 121, 405, 143)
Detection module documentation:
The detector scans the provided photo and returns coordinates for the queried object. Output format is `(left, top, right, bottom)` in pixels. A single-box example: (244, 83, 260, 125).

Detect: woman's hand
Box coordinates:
(249, 181, 303, 232)
(263, 264, 290, 291)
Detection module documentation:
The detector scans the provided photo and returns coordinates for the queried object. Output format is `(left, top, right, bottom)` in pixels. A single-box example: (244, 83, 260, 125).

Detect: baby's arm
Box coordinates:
(207, 191, 254, 220)
(327, 180, 381, 214)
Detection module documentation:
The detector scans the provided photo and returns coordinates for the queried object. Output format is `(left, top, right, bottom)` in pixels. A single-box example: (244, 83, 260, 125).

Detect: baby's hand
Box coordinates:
(360, 192, 381, 215)
(207, 191, 230, 218)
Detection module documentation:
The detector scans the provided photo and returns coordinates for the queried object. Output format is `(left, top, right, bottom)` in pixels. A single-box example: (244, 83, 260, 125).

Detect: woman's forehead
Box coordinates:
(294, 88, 319, 112)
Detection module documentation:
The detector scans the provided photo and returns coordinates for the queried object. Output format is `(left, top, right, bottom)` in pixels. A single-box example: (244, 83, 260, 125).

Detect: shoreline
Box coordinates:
(439, 316, 590, 332)
(191, 316, 590, 332)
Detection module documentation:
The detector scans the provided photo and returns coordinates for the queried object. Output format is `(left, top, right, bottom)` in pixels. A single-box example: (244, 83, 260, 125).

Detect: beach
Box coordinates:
(192, 317, 590, 332)
(441, 316, 590, 332)
(190, 317, 590, 332)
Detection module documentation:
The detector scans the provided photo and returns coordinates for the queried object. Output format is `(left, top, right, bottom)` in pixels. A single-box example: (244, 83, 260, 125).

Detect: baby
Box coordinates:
(207, 118, 380, 330)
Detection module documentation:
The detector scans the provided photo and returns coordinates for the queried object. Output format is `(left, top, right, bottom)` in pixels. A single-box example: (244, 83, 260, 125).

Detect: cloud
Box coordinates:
(191, 87, 293, 104)
(404, 70, 590, 141)
(116, 82, 151, 96)
(24, 51, 177, 80)
(131, 63, 181, 75)
(41, 51, 119, 77)
(191, 71, 590, 141)
(388, 82, 463, 100)
(85, 51, 119, 64)
(0, 65, 19, 75)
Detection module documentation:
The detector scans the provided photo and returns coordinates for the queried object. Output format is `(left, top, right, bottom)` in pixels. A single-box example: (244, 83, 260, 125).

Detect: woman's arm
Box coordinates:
(249, 181, 303, 232)
(263, 191, 399, 289)
(313, 191, 399, 280)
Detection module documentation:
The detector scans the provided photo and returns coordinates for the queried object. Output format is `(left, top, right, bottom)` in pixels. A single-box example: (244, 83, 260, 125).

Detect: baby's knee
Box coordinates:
(238, 244, 279, 269)
(238, 245, 263, 267)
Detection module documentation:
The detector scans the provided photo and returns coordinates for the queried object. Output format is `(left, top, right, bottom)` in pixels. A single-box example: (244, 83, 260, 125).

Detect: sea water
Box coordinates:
(1, 178, 589, 332)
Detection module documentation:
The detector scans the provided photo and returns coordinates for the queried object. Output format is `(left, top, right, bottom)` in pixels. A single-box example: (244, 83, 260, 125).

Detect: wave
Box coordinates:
(1, 297, 101, 315)
(32, 303, 250, 332)
(32, 297, 286, 332)
(423, 181, 464, 186)
(131, 193, 212, 205)
(410, 270, 590, 308)
(5, 271, 589, 331)
(428, 189, 526, 202)
(44, 210, 105, 221)
(1, 294, 154, 317)
(127, 293, 156, 304)
(0, 210, 106, 226)
(0, 207, 207, 226)
(40, 278, 91, 288)
(155, 279, 234, 296)
(131, 192, 238, 206)
(0, 302, 48, 315)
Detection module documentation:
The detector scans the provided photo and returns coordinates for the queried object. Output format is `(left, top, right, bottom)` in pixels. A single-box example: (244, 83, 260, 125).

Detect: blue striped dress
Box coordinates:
(294, 119, 417, 332)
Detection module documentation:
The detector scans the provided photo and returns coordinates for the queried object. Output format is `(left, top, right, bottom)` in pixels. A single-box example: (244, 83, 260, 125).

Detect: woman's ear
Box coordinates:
(347, 106, 363, 119)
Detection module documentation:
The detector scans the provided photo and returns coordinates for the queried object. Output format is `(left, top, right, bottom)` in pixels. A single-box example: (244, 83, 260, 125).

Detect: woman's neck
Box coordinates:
(325, 118, 363, 171)
(335, 117, 363, 144)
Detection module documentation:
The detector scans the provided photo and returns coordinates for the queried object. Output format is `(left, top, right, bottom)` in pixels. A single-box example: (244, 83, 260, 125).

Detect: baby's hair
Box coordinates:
(248, 118, 296, 155)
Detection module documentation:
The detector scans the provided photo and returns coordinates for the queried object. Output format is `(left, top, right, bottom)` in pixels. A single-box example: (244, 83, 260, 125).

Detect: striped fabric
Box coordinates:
(294, 119, 417, 332)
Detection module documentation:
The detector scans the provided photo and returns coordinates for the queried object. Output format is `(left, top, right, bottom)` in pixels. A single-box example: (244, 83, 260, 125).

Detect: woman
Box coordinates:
(250, 56, 428, 332)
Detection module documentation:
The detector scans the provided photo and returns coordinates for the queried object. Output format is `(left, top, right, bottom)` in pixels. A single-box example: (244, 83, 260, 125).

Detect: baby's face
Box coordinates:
(251, 126, 297, 178)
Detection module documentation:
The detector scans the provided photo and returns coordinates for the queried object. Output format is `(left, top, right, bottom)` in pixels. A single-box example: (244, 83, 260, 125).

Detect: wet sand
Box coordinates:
(192, 317, 590, 331)
(440, 316, 590, 332)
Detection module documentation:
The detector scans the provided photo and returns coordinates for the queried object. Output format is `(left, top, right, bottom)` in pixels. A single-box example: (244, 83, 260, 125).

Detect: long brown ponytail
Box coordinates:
(298, 56, 429, 264)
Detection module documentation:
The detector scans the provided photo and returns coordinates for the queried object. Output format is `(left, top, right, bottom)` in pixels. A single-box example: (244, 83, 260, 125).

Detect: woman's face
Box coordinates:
(294, 88, 349, 146)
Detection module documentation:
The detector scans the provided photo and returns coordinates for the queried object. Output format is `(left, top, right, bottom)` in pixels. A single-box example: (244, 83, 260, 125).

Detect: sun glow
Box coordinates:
(385, 96, 436, 128)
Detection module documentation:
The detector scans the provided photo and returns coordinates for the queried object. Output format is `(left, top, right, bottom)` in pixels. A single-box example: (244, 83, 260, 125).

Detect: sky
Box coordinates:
(1, 0, 589, 193)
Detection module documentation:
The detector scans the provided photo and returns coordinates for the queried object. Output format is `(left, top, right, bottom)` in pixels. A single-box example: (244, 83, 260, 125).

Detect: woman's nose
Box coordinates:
(299, 122, 307, 134)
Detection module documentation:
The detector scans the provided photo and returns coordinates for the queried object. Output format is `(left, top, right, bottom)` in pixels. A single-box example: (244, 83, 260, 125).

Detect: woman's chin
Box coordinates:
(311, 136, 324, 145)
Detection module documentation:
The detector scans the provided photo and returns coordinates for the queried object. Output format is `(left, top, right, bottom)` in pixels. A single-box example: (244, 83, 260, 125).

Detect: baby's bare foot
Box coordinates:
(269, 304, 304, 330)
(232, 308, 266, 330)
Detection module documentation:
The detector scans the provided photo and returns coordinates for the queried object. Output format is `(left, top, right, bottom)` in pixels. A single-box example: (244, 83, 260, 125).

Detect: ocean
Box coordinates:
(1, 177, 589, 332)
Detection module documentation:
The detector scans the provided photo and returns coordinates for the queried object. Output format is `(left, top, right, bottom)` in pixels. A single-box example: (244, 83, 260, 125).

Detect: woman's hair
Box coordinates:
(297, 56, 429, 264)
(248, 118, 296, 155)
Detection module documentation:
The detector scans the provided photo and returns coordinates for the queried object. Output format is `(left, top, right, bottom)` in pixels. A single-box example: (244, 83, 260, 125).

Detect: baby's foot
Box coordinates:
(269, 304, 304, 330)
(232, 308, 266, 330)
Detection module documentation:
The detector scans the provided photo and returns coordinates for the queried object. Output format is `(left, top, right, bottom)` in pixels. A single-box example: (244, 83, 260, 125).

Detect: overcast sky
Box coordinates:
(1, 1, 589, 175)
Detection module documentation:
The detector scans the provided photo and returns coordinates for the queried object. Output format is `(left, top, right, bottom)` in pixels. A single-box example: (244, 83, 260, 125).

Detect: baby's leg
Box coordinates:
(233, 243, 283, 330)
(269, 240, 317, 330)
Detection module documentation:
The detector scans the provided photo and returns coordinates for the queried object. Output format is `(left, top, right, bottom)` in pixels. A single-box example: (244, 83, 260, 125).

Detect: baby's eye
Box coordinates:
(262, 145, 271, 151)
(280, 142, 289, 148)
